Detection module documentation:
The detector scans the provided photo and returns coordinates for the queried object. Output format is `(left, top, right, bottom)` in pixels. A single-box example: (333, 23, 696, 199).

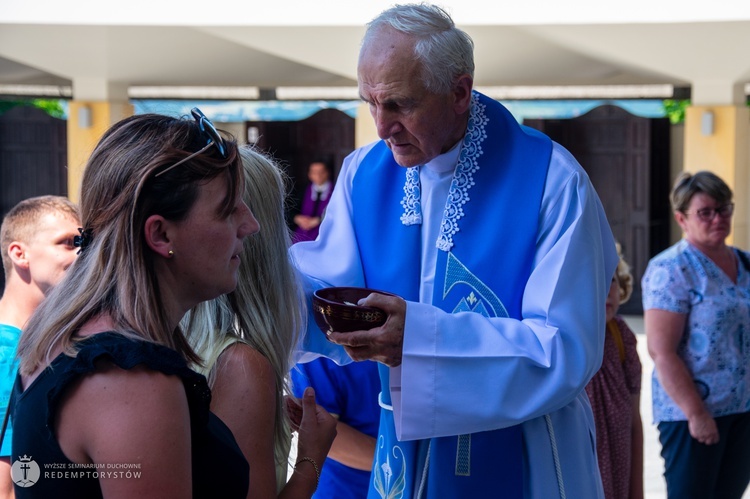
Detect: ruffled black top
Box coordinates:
(11, 332, 249, 498)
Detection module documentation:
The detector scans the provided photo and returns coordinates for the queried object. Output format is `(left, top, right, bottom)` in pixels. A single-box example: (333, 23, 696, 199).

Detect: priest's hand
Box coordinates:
(326, 292, 406, 367)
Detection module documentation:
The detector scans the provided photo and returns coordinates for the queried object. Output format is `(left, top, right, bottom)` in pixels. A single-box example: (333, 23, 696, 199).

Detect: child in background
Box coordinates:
(585, 244, 644, 499)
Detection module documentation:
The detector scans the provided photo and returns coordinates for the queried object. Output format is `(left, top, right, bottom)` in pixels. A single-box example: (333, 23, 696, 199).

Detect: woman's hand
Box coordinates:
(688, 411, 719, 445)
(282, 387, 337, 496)
(286, 387, 337, 464)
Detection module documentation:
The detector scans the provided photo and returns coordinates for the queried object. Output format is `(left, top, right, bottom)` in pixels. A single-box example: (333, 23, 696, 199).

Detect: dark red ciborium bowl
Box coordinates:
(312, 286, 397, 334)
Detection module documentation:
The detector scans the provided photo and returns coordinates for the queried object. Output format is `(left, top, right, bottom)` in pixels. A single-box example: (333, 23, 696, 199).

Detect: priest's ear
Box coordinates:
(451, 74, 473, 115)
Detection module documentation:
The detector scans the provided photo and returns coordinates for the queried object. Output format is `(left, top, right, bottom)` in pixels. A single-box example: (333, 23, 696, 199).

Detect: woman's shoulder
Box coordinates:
(644, 241, 698, 286)
(216, 341, 274, 383)
(210, 342, 276, 434)
(65, 332, 199, 380)
(69, 359, 188, 405)
(17, 333, 202, 465)
(733, 246, 750, 270)
(53, 358, 194, 491)
(648, 240, 691, 267)
(19, 332, 199, 400)
(43, 332, 210, 417)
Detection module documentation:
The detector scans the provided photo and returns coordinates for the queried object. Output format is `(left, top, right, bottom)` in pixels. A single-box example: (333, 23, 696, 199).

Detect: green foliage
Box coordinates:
(31, 99, 66, 118)
(0, 100, 19, 114)
(0, 99, 66, 119)
(662, 99, 690, 125)
(661, 99, 750, 125)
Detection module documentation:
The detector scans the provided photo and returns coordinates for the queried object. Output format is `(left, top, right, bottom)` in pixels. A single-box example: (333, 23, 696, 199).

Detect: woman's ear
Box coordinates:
(144, 214, 172, 258)
(673, 210, 689, 233)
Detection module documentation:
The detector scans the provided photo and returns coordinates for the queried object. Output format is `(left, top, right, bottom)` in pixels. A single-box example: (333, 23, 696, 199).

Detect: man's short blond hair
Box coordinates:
(1, 195, 80, 279)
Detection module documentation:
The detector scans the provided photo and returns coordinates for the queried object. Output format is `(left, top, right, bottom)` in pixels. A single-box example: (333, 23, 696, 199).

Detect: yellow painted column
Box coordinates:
(354, 102, 378, 148)
(67, 101, 133, 203)
(683, 105, 750, 248)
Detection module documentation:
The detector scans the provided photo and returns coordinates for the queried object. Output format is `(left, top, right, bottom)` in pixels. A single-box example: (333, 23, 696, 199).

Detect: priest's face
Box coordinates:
(358, 27, 472, 167)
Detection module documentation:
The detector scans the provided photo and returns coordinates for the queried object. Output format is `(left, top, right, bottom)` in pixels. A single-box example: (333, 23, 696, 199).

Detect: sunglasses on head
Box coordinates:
(155, 107, 228, 178)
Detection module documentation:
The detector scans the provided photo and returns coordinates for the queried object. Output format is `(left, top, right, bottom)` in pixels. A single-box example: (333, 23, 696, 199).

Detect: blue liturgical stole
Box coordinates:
(351, 92, 551, 498)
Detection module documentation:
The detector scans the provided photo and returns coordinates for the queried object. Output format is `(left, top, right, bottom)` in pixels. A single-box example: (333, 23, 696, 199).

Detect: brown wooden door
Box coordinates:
(245, 108, 354, 229)
(525, 105, 671, 314)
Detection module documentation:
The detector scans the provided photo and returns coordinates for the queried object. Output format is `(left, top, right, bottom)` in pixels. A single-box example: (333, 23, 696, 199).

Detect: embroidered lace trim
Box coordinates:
(400, 166, 422, 225)
(399, 92, 489, 252)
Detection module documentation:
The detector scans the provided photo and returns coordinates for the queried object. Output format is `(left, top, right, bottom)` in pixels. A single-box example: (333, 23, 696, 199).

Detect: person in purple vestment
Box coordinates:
(293, 160, 333, 243)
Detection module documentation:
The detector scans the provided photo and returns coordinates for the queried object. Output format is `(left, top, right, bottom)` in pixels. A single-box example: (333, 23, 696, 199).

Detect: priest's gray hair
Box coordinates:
(364, 3, 475, 94)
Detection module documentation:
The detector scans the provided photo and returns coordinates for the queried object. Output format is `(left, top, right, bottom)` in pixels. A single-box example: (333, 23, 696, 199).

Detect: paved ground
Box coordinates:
(623, 315, 750, 499)
(624, 314, 669, 499)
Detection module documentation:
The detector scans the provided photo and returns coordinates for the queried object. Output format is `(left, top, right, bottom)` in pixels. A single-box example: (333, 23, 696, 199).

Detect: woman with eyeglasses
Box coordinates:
(11, 110, 258, 498)
(642, 170, 750, 499)
(183, 146, 337, 499)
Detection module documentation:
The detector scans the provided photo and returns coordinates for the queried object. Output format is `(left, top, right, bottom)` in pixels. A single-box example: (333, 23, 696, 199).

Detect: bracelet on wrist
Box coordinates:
(294, 456, 320, 489)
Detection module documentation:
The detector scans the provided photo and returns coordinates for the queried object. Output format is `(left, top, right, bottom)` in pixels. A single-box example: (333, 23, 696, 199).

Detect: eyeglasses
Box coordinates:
(684, 202, 734, 222)
(155, 108, 228, 177)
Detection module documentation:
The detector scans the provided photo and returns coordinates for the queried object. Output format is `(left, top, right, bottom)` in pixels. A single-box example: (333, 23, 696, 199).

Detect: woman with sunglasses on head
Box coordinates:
(183, 147, 337, 499)
(11, 110, 257, 498)
(642, 170, 750, 499)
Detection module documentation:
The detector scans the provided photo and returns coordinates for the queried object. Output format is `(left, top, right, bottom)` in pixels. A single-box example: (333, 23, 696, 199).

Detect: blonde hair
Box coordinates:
(614, 242, 633, 304)
(17, 113, 243, 376)
(184, 146, 305, 481)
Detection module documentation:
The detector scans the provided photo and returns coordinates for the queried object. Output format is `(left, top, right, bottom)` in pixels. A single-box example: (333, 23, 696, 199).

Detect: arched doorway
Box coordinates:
(245, 108, 355, 230)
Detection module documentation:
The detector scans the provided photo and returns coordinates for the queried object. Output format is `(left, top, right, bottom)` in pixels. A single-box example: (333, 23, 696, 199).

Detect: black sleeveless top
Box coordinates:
(11, 332, 249, 498)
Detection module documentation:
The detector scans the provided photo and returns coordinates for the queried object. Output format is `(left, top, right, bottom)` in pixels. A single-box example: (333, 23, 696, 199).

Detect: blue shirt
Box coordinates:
(291, 358, 380, 499)
(0, 323, 21, 457)
(642, 239, 750, 422)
